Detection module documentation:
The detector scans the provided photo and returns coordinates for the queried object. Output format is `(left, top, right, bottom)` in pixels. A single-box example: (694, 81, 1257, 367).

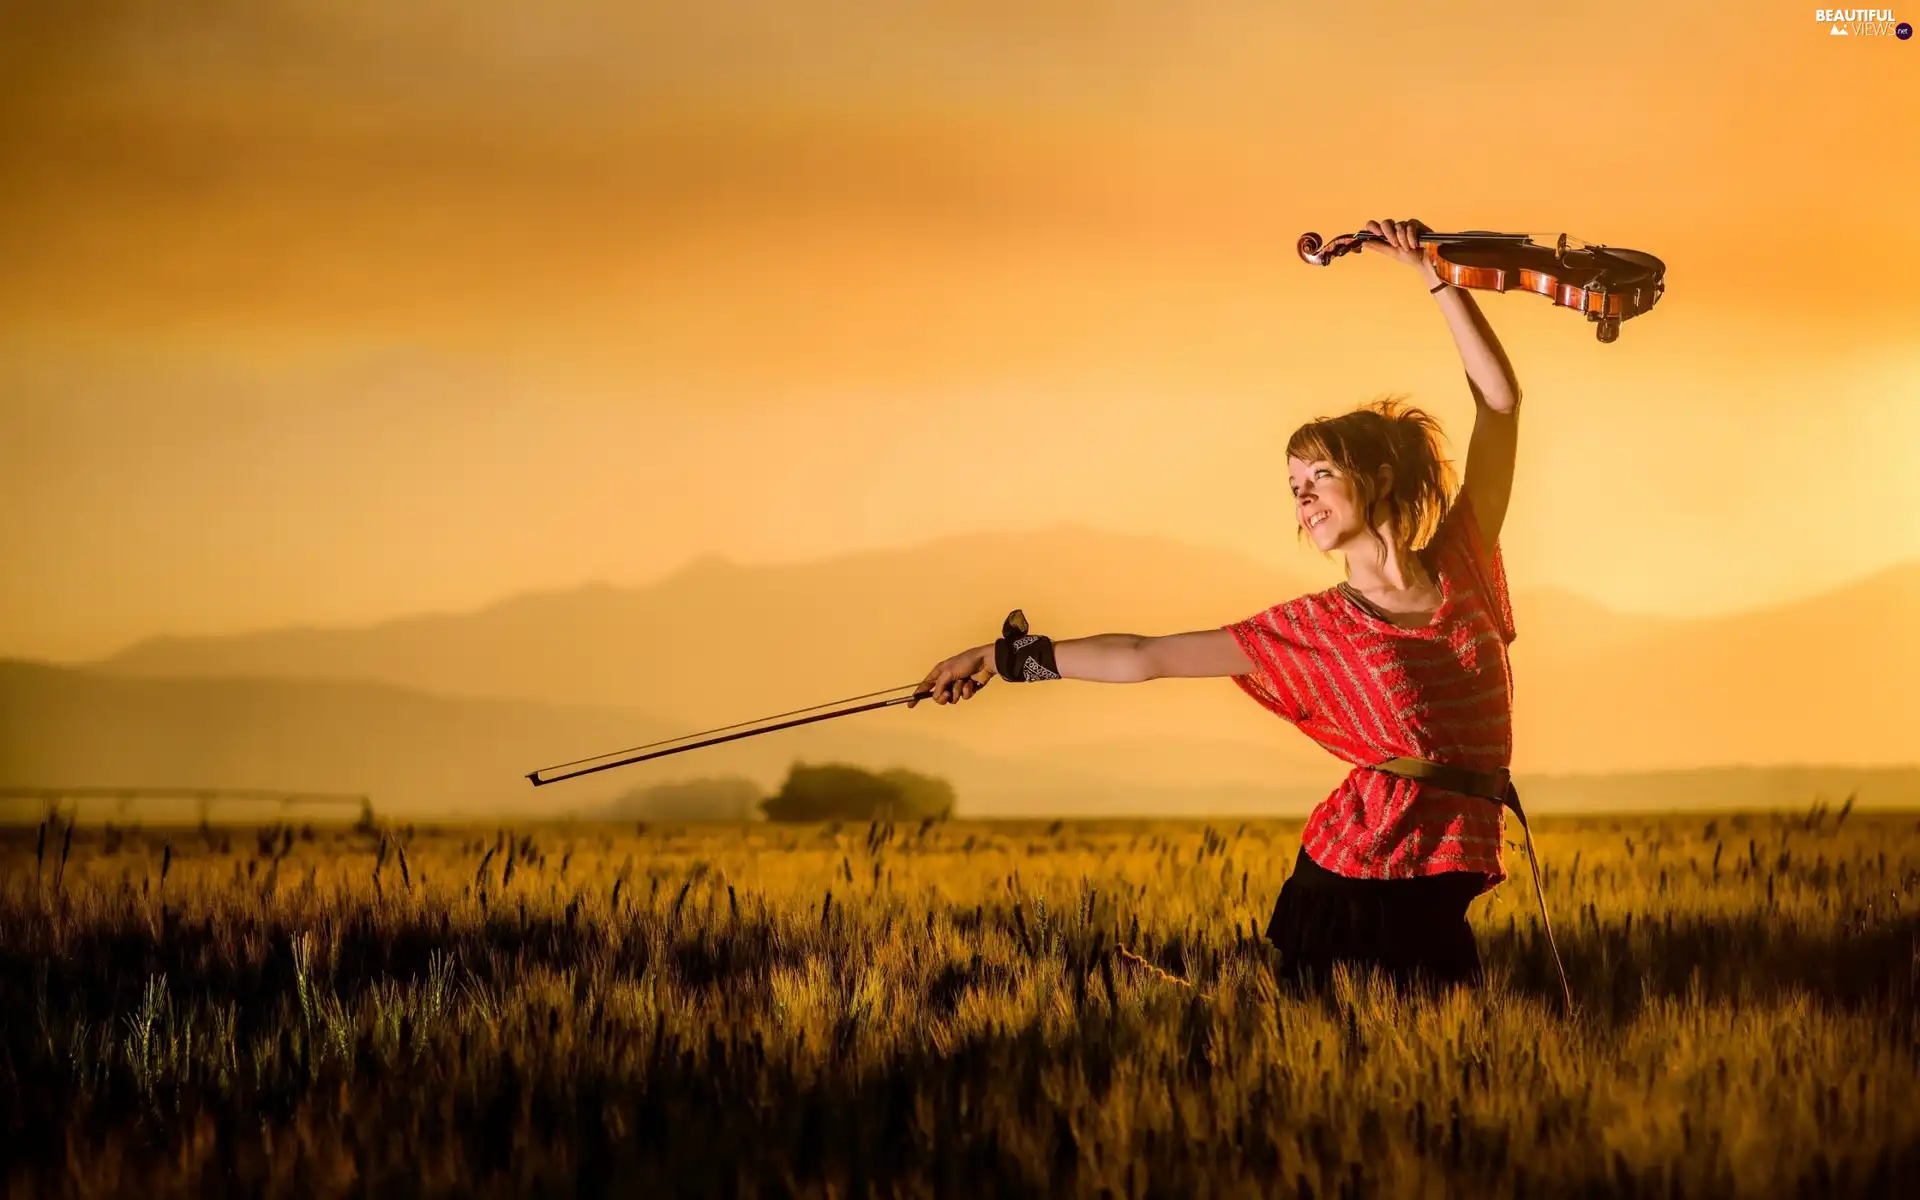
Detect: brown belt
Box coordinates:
(1371, 756, 1516, 809)
(1368, 756, 1572, 1014)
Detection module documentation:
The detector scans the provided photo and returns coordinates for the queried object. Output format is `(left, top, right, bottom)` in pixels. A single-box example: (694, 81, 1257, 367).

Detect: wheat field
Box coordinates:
(3, 806, 1917, 1197)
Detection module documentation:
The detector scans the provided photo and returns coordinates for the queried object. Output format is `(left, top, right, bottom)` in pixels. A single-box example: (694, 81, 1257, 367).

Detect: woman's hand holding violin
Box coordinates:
(1362, 218, 1445, 288)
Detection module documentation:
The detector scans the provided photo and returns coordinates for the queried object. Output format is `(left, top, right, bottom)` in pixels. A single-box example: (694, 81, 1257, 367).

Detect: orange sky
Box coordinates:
(3, 2, 1918, 662)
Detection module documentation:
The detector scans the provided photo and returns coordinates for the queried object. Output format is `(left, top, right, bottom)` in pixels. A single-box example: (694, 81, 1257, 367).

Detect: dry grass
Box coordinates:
(2, 806, 1917, 1197)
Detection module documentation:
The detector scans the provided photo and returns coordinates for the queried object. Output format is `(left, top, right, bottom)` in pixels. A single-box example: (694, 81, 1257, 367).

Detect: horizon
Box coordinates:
(16, 528, 1920, 666)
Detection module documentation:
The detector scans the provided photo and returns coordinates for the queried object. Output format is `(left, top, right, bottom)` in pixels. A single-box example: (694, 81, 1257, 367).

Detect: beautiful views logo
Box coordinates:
(1815, 8, 1909, 35)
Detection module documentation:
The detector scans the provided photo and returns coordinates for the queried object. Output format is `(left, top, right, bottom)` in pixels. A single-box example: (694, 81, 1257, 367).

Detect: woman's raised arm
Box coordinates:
(1364, 217, 1521, 546)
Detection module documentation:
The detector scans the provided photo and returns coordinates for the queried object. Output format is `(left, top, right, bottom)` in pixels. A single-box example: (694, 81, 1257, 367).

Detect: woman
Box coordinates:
(911, 217, 1524, 994)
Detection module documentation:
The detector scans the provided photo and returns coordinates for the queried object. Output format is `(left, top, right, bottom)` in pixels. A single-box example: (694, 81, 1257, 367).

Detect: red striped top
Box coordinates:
(1223, 487, 1514, 891)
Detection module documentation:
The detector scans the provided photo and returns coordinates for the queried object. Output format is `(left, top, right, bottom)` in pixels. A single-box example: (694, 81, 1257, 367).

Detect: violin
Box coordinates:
(1298, 227, 1666, 342)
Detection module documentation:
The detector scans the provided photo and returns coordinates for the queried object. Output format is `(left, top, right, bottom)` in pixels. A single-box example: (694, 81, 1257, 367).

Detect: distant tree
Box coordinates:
(607, 776, 763, 821)
(876, 767, 956, 821)
(759, 762, 955, 822)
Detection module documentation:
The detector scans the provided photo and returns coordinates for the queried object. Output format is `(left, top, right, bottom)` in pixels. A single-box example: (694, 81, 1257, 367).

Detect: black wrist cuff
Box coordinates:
(994, 609, 1060, 682)
(996, 635, 1060, 682)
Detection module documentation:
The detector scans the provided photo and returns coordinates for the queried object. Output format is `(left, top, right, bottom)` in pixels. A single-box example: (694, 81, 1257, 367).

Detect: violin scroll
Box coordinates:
(1297, 231, 1370, 267)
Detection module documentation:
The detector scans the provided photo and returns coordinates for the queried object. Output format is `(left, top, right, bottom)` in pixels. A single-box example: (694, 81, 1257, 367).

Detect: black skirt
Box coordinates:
(1265, 846, 1486, 994)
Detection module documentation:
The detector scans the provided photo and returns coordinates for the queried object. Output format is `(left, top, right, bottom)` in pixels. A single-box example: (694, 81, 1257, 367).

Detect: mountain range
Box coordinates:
(5, 526, 1915, 816)
(0, 658, 1353, 818)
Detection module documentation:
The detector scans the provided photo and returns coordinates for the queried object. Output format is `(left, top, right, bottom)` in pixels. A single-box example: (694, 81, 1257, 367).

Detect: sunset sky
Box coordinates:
(3, 2, 1917, 663)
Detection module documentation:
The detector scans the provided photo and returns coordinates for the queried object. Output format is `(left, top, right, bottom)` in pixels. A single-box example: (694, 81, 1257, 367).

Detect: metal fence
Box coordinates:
(0, 787, 371, 825)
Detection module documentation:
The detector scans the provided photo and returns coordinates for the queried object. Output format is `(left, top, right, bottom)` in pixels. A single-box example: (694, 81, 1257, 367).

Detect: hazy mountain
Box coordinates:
(7, 660, 1914, 821)
(80, 530, 1920, 780)
(90, 525, 1315, 717)
(1508, 560, 1920, 772)
(0, 659, 674, 816)
(1502, 585, 1684, 669)
(1502, 764, 1920, 815)
(88, 526, 1340, 781)
(0, 660, 1347, 819)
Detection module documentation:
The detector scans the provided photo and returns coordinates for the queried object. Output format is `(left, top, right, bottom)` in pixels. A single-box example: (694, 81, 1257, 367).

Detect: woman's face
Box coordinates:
(1289, 456, 1370, 553)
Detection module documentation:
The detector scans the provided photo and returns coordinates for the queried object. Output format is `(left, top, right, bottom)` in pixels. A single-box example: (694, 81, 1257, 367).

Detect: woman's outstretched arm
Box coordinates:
(1045, 629, 1258, 682)
(908, 628, 1258, 707)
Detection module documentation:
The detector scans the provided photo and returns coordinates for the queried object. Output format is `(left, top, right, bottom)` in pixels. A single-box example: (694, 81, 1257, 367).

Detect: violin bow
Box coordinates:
(530, 610, 1032, 786)
(527, 683, 935, 786)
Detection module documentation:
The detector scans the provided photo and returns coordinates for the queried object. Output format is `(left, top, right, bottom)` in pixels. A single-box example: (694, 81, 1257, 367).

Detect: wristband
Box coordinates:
(994, 609, 1061, 682)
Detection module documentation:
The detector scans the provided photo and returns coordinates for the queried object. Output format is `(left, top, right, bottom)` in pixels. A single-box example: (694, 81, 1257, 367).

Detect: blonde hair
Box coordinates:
(1285, 395, 1458, 560)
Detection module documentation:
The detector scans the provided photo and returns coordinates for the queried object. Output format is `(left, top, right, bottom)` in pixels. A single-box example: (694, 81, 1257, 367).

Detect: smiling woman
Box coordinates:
(1286, 396, 1455, 614)
(909, 216, 1558, 1001)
